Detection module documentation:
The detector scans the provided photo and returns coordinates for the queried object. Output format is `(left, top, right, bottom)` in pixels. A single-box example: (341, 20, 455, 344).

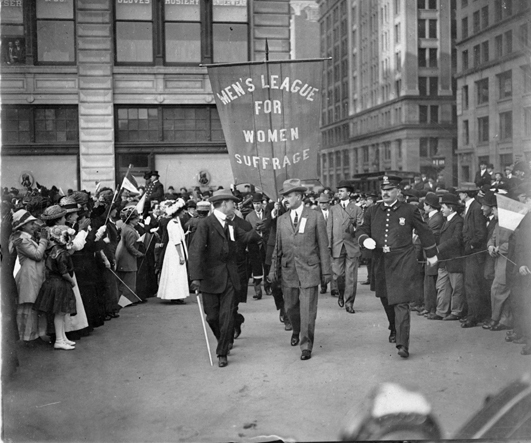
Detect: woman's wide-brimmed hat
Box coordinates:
(59, 196, 80, 214)
(49, 225, 76, 246)
(41, 205, 67, 221)
(12, 209, 38, 231)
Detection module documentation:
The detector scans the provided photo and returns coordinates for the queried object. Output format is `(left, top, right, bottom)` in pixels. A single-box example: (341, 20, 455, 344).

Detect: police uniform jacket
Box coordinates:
(437, 214, 464, 273)
(145, 180, 164, 202)
(357, 200, 437, 305)
(188, 213, 260, 294)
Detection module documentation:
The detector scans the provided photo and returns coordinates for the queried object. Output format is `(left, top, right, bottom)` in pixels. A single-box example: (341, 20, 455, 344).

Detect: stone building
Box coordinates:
(1, 0, 291, 192)
(455, 0, 530, 182)
(318, 0, 458, 188)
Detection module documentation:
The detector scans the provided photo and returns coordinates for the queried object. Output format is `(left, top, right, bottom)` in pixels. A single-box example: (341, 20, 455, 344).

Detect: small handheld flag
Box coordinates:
(122, 170, 139, 195)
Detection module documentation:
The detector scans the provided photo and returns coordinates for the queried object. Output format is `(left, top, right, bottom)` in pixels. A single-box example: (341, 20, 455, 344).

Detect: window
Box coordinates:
(428, 0, 437, 9)
(495, 0, 503, 21)
(482, 41, 489, 63)
(430, 105, 439, 123)
(498, 70, 512, 99)
(429, 77, 438, 96)
(1, 0, 25, 66)
(384, 142, 391, 160)
(495, 34, 503, 57)
(523, 65, 531, 93)
(395, 0, 400, 14)
(463, 120, 470, 144)
(521, 23, 529, 48)
(462, 0, 468, 7)
(505, 30, 512, 53)
(462, 50, 469, 70)
(419, 105, 438, 123)
(363, 146, 369, 162)
(481, 6, 489, 29)
(473, 11, 480, 33)
(395, 79, 401, 97)
(476, 78, 489, 104)
(420, 138, 438, 157)
(397, 139, 402, 158)
(478, 116, 489, 142)
(429, 20, 437, 38)
(418, 48, 427, 67)
(418, 19, 426, 38)
(1, 106, 79, 144)
(462, 17, 468, 39)
(395, 23, 401, 43)
(499, 111, 512, 140)
(115, 1, 249, 65)
(429, 48, 437, 67)
(504, 0, 512, 17)
(525, 107, 531, 137)
(419, 77, 427, 95)
(463, 85, 469, 109)
(36, 0, 76, 64)
(473, 44, 481, 67)
(395, 52, 402, 71)
(115, 106, 223, 143)
(418, 0, 425, 8)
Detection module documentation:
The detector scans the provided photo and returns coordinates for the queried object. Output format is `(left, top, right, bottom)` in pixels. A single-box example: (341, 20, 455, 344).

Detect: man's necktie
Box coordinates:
(224, 221, 230, 239)
(293, 211, 298, 226)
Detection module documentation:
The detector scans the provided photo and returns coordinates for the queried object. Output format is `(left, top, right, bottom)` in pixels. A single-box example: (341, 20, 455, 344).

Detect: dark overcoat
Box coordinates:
(424, 211, 445, 276)
(357, 201, 437, 305)
(437, 214, 464, 273)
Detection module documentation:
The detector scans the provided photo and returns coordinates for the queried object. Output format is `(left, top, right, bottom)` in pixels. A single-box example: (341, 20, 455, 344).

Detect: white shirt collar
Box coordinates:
(428, 209, 438, 218)
(384, 200, 398, 208)
(291, 204, 304, 222)
(465, 198, 474, 210)
(446, 212, 457, 221)
(213, 208, 227, 226)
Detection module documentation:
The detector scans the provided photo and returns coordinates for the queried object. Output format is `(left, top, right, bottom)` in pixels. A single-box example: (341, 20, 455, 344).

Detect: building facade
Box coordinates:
(318, 0, 458, 189)
(455, 0, 530, 182)
(1, 0, 291, 192)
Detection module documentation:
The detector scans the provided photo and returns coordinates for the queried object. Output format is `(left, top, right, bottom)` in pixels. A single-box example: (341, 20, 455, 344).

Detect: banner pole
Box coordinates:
(196, 291, 214, 366)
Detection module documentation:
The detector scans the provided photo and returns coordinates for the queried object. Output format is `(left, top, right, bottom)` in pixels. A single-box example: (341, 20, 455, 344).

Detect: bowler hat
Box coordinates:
(12, 209, 38, 231)
(380, 175, 402, 190)
(252, 192, 264, 202)
(424, 192, 440, 209)
(440, 193, 460, 206)
(336, 180, 353, 191)
(455, 182, 479, 193)
(208, 189, 240, 204)
(279, 179, 307, 195)
(186, 200, 197, 208)
(479, 191, 497, 207)
(143, 171, 152, 180)
(317, 193, 330, 203)
(151, 170, 160, 177)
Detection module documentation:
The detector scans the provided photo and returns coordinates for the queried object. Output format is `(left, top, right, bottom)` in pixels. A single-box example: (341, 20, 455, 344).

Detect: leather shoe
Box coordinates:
(331, 289, 339, 297)
(300, 350, 312, 360)
(284, 322, 293, 331)
(252, 294, 262, 300)
(427, 313, 443, 320)
(218, 356, 228, 367)
(482, 320, 497, 329)
(389, 332, 396, 343)
(290, 334, 300, 346)
(443, 314, 460, 321)
(491, 323, 510, 331)
(360, 280, 370, 285)
(397, 346, 409, 358)
(279, 309, 286, 323)
(338, 296, 345, 308)
(461, 319, 478, 328)
(320, 285, 327, 294)
(345, 305, 355, 314)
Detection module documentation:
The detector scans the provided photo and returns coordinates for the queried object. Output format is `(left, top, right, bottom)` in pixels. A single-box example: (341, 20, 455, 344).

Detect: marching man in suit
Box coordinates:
(316, 193, 331, 293)
(357, 175, 438, 358)
(189, 189, 261, 368)
(327, 180, 364, 313)
(270, 179, 331, 361)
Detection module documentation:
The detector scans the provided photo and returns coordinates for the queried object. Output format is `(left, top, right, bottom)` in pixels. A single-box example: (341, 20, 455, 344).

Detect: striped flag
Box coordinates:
(121, 170, 139, 194)
(496, 194, 529, 231)
(135, 193, 146, 214)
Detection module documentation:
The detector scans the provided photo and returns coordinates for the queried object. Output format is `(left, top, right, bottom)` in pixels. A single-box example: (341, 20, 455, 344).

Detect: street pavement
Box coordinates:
(3, 267, 530, 442)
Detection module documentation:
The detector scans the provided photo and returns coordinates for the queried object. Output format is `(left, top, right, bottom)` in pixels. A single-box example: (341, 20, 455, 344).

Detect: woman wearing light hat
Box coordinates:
(9, 209, 49, 342)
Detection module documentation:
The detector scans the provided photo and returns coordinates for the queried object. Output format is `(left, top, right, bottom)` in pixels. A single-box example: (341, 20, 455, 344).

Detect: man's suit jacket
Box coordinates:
(271, 206, 331, 289)
(424, 211, 445, 275)
(316, 208, 331, 225)
(327, 201, 363, 258)
(474, 171, 491, 188)
(245, 209, 270, 244)
(188, 213, 260, 294)
(437, 214, 464, 273)
(462, 199, 487, 260)
(484, 215, 497, 279)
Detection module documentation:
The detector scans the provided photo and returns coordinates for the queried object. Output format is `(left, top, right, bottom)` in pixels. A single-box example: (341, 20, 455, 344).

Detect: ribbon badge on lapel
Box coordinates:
(399, 217, 406, 226)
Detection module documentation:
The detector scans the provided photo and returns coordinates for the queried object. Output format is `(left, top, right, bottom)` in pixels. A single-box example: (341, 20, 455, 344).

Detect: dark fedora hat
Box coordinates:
(279, 179, 307, 195)
(336, 180, 353, 191)
(208, 189, 240, 204)
(424, 192, 440, 209)
(151, 170, 160, 177)
(252, 192, 264, 202)
(143, 171, 152, 180)
(440, 193, 460, 206)
(479, 191, 497, 207)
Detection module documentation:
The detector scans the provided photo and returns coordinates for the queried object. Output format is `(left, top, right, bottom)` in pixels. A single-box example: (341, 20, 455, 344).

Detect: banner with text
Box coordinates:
(207, 60, 323, 200)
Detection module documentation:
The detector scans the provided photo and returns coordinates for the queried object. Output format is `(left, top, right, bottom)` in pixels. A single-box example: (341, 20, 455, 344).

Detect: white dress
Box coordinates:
(157, 218, 189, 300)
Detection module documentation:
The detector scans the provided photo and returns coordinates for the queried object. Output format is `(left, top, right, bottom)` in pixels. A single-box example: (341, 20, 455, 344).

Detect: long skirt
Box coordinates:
(16, 303, 47, 341)
(118, 271, 139, 304)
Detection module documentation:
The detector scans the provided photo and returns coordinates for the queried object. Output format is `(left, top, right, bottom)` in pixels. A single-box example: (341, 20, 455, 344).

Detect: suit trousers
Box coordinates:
(423, 272, 438, 313)
(380, 298, 410, 350)
(331, 246, 359, 306)
(283, 286, 318, 352)
(435, 268, 464, 317)
(490, 274, 512, 326)
(270, 279, 284, 311)
(464, 254, 489, 322)
(202, 282, 236, 357)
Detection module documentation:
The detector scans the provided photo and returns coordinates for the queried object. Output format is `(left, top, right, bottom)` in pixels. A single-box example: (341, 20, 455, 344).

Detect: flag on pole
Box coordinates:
(135, 193, 146, 214)
(496, 194, 530, 231)
(118, 295, 133, 308)
(121, 170, 139, 194)
(94, 181, 102, 195)
(136, 233, 146, 243)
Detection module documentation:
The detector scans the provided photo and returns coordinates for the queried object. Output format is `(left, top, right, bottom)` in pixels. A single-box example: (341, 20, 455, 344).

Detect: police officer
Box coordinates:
(356, 175, 438, 358)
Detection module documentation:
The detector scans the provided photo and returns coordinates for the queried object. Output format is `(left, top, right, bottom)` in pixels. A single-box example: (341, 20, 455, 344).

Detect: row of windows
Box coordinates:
(462, 112, 513, 145)
(1, 106, 225, 145)
(1, 0, 249, 66)
(418, 19, 438, 39)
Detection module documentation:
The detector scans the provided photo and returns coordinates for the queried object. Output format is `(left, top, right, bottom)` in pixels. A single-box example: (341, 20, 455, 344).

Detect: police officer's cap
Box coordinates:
(379, 175, 402, 190)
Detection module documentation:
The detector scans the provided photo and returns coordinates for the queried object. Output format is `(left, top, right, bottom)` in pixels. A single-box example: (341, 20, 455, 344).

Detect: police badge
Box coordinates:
(399, 217, 406, 225)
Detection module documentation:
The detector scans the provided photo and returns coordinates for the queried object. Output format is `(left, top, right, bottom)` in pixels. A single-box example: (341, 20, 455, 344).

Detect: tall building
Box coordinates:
(0, 0, 291, 192)
(290, 0, 320, 59)
(318, 0, 458, 189)
(455, 0, 530, 182)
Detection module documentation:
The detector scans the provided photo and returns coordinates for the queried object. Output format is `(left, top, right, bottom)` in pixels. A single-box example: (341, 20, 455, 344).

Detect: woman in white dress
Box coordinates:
(157, 199, 189, 304)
